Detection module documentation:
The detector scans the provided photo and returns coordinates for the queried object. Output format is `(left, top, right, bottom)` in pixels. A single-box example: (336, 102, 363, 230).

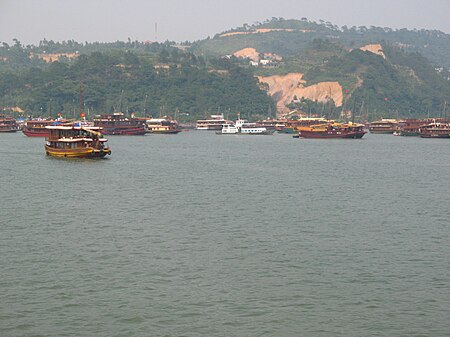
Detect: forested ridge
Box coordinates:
(1, 17, 449, 119)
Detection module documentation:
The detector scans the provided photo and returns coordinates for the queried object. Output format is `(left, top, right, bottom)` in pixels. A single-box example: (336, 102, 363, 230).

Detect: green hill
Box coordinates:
(191, 18, 450, 68)
(0, 46, 275, 119)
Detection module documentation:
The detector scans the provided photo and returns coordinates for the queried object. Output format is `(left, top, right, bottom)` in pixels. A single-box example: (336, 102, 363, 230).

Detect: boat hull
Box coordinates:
(298, 131, 366, 139)
(23, 129, 50, 137)
(0, 128, 19, 132)
(102, 128, 146, 135)
(45, 145, 111, 158)
(147, 129, 181, 134)
(420, 133, 450, 138)
(369, 130, 396, 134)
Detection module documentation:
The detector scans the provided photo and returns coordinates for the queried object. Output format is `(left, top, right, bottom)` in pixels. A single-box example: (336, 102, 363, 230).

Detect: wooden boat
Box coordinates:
(92, 112, 146, 135)
(369, 119, 398, 134)
(298, 122, 366, 139)
(45, 125, 111, 158)
(419, 122, 450, 138)
(278, 117, 330, 134)
(394, 119, 427, 136)
(23, 119, 61, 137)
(145, 118, 181, 134)
(0, 115, 20, 132)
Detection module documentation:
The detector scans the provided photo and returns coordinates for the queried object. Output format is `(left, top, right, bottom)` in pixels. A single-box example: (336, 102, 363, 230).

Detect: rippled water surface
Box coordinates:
(1, 131, 449, 336)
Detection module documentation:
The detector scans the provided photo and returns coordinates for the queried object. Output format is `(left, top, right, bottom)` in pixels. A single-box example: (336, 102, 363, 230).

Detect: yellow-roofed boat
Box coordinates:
(45, 125, 111, 158)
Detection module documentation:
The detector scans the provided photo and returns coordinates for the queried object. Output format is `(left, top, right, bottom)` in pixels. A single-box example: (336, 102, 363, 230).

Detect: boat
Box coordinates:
(196, 114, 229, 130)
(255, 118, 279, 131)
(297, 122, 366, 139)
(145, 118, 181, 134)
(277, 117, 330, 134)
(92, 112, 147, 135)
(216, 123, 239, 134)
(216, 119, 274, 135)
(369, 119, 398, 134)
(395, 119, 427, 136)
(419, 122, 450, 138)
(236, 119, 274, 135)
(0, 115, 20, 132)
(23, 119, 65, 137)
(45, 125, 111, 158)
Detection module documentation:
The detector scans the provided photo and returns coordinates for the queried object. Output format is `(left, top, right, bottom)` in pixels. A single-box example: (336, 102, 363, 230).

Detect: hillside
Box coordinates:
(190, 19, 450, 118)
(191, 18, 450, 68)
(0, 48, 275, 119)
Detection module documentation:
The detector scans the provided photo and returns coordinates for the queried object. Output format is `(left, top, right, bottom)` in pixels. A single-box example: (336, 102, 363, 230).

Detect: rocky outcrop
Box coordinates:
(258, 73, 343, 114)
(359, 44, 386, 59)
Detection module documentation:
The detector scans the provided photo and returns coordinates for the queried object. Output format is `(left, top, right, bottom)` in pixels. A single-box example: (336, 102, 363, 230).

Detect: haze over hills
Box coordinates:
(1, 18, 449, 119)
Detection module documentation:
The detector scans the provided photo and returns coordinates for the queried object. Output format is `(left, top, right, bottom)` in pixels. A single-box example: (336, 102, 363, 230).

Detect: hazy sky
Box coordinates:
(1, 0, 449, 45)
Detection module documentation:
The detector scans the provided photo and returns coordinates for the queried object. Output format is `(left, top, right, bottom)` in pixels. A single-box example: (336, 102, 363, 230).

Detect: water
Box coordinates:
(1, 131, 449, 337)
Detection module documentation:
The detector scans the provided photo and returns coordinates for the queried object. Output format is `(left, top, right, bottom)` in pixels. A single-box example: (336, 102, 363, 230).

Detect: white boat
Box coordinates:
(216, 119, 274, 135)
(236, 119, 274, 135)
(216, 123, 239, 134)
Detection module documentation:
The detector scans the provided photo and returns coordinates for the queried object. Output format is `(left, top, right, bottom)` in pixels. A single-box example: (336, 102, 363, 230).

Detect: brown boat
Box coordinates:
(0, 115, 20, 132)
(92, 112, 147, 135)
(369, 119, 398, 134)
(419, 122, 450, 138)
(298, 122, 366, 139)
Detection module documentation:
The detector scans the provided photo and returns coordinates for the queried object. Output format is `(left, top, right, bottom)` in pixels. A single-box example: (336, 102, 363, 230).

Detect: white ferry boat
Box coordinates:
(216, 119, 274, 135)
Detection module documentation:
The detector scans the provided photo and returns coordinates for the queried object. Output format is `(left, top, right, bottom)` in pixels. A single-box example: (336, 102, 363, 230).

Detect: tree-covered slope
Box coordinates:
(0, 49, 275, 119)
(191, 18, 450, 68)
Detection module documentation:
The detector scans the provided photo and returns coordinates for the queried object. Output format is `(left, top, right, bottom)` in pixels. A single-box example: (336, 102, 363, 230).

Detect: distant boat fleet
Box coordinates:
(2, 112, 450, 159)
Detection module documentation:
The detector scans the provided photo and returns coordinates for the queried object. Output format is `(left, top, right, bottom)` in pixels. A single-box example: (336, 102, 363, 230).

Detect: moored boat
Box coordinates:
(23, 119, 66, 137)
(216, 119, 275, 135)
(0, 115, 20, 132)
(45, 125, 111, 158)
(236, 119, 274, 135)
(419, 122, 450, 138)
(196, 114, 229, 130)
(298, 122, 366, 139)
(145, 118, 181, 134)
(395, 119, 427, 136)
(93, 112, 146, 135)
(369, 119, 398, 134)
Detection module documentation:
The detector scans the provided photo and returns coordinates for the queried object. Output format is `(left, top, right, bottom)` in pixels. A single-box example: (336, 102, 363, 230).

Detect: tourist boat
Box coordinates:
(277, 117, 329, 134)
(145, 118, 181, 134)
(419, 122, 450, 138)
(45, 125, 111, 158)
(255, 118, 279, 131)
(0, 115, 20, 132)
(92, 112, 147, 135)
(394, 119, 427, 136)
(196, 114, 229, 130)
(369, 119, 398, 134)
(23, 119, 63, 137)
(297, 122, 366, 139)
(216, 119, 274, 135)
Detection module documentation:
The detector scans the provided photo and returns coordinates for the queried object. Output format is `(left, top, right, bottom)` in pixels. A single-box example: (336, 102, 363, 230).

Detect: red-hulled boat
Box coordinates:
(298, 122, 366, 139)
(92, 112, 147, 135)
(23, 119, 60, 137)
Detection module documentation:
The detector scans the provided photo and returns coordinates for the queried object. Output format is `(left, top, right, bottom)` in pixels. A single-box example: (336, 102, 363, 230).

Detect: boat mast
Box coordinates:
(79, 81, 83, 117)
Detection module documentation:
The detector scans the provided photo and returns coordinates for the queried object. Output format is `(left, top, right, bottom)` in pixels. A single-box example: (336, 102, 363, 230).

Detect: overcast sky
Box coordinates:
(1, 0, 449, 45)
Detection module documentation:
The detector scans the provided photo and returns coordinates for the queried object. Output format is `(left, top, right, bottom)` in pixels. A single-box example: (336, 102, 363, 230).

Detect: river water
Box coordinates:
(1, 131, 449, 337)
